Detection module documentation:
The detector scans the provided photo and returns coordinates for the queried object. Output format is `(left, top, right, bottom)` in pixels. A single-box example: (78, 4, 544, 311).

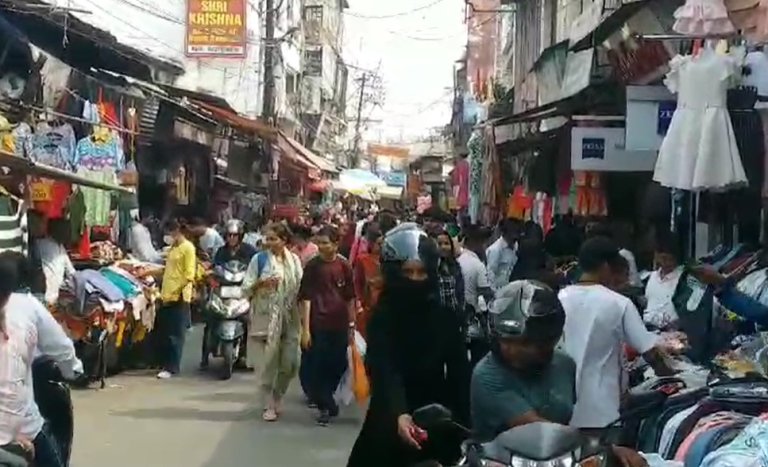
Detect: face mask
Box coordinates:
(164, 235, 174, 245)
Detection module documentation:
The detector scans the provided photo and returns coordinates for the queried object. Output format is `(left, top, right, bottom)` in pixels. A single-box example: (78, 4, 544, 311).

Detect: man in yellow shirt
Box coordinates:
(157, 220, 197, 379)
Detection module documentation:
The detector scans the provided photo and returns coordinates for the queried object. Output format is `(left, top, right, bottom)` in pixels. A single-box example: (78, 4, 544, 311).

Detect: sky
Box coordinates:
(343, 0, 467, 142)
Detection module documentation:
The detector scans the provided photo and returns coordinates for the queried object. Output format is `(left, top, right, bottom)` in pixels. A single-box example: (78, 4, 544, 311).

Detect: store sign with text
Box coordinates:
(571, 126, 657, 172)
(625, 86, 676, 151)
(186, 0, 247, 57)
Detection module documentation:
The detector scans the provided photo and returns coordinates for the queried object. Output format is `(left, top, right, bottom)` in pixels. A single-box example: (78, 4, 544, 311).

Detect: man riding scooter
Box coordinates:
(200, 220, 257, 372)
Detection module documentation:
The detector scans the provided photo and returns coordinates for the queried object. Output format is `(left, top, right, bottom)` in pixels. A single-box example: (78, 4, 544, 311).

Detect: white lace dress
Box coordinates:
(653, 49, 747, 191)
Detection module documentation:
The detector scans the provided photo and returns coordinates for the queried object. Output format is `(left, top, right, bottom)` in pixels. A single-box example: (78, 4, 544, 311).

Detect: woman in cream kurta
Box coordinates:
(243, 223, 303, 422)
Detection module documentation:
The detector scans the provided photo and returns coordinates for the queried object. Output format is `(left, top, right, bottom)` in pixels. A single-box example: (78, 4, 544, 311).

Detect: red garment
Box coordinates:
(452, 159, 470, 208)
(297, 256, 355, 331)
(31, 179, 71, 219)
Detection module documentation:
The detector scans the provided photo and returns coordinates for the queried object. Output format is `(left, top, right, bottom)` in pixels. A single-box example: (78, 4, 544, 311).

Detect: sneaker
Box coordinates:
(306, 399, 318, 409)
(156, 370, 173, 379)
(316, 411, 331, 427)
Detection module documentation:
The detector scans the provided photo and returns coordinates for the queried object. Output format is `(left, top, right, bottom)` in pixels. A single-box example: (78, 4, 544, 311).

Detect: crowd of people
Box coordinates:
(8, 203, 768, 467)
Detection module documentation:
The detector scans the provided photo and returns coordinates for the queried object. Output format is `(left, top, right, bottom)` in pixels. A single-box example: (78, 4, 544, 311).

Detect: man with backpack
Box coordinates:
(298, 226, 357, 426)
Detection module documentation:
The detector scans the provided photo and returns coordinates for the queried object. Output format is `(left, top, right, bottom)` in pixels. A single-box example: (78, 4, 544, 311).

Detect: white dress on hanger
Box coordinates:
(653, 48, 747, 191)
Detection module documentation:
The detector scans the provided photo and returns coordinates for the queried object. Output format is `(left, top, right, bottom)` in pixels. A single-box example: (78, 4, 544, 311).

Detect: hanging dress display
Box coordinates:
(674, 0, 736, 35)
(653, 49, 748, 191)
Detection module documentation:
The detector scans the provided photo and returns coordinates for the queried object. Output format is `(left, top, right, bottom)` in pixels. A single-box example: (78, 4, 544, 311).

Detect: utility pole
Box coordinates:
(262, 0, 276, 121)
(262, 0, 277, 209)
(351, 73, 367, 169)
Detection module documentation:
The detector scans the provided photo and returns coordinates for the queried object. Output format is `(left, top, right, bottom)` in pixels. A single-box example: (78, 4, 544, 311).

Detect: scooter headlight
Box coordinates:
(500, 454, 603, 467)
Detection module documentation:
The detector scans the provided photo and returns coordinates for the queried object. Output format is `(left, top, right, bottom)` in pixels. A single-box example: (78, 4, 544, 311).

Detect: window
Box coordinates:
(304, 5, 323, 23)
(304, 49, 323, 76)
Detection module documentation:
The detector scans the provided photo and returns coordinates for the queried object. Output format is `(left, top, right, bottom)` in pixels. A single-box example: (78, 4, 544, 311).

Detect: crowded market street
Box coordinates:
(70, 327, 360, 467)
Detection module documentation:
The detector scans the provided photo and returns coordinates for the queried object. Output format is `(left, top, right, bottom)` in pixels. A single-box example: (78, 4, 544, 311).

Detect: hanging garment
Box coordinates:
(0, 195, 25, 255)
(452, 158, 470, 209)
(654, 50, 747, 191)
(66, 189, 86, 242)
(76, 169, 114, 227)
(31, 179, 71, 219)
(29, 123, 76, 170)
(674, 0, 736, 35)
(467, 131, 484, 223)
(74, 132, 124, 171)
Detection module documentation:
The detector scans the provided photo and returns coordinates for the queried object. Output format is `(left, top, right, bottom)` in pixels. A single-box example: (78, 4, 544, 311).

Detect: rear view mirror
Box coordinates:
(412, 404, 452, 428)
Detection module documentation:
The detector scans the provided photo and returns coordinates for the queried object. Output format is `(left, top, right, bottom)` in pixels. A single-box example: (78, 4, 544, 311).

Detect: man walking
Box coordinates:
(299, 226, 356, 426)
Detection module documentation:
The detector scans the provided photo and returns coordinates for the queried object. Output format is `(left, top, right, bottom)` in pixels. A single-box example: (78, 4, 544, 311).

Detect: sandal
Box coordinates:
(262, 408, 278, 422)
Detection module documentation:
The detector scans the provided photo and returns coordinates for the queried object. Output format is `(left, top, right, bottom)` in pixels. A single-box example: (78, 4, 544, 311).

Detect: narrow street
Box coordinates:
(70, 328, 360, 467)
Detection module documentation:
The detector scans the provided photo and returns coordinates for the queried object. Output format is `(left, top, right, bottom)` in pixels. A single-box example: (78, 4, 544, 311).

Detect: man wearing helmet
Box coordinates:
(347, 223, 469, 467)
(471, 280, 650, 467)
(213, 220, 258, 266)
(471, 280, 573, 442)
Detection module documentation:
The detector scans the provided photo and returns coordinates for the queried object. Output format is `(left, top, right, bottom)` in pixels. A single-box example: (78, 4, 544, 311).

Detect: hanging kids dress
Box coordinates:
(674, 0, 736, 35)
(653, 47, 747, 191)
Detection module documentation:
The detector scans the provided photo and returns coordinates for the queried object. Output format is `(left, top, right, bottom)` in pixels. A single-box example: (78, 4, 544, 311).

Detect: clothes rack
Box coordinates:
(21, 103, 139, 136)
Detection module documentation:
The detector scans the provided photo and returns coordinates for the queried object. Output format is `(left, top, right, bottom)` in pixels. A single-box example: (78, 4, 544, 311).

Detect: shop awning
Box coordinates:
(569, 0, 650, 51)
(281, 134, 339, 174)
(191, 100, 278, 141)
(307, 179, 332, 192)
(214, 175, 249, 191)
(377, 186, 403, 200)
(0, 152, 133, 193)
(276, 133, 321, 179)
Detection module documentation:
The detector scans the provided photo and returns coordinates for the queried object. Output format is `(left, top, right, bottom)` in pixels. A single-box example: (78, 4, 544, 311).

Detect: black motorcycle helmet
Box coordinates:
(380, 222, 439, 287)
(490, 280, 565, 343)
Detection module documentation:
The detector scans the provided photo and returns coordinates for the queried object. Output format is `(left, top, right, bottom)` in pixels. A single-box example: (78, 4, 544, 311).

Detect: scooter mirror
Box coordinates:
(412, 404, 453, 428)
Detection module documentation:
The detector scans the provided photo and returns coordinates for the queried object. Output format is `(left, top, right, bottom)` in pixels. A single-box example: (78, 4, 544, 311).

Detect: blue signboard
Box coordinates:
(382, 171, 407, 187)
(657, 101, 677, 136)
(581, 138, 605, 160)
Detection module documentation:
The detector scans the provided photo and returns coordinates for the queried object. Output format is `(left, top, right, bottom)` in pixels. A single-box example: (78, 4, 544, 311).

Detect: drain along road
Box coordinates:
(69, 328, 360, 467)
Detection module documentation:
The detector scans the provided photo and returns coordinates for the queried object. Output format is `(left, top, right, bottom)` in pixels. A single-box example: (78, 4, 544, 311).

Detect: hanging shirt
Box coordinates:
(0, 292, 82, 445)
(36, 237, 75, 304)
(74, 133, 124, 171)
(559, 284, 658, 428)
(486, 237, 517, 290)
(76, 168, 115, 227)
(28, 124, 76, 170)
(644, 266, 684, 329)
(0, 195, 25, 255)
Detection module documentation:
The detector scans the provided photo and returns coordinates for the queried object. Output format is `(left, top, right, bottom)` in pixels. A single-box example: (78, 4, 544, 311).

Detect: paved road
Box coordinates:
(70, 328, 361, 467)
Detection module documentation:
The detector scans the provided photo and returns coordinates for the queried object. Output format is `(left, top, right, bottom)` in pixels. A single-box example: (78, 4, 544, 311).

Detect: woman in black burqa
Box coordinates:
(347, 223, 471, 467)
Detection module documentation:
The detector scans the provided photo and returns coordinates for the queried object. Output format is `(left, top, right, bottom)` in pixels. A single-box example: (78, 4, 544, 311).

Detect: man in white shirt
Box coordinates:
(486, 219, 520, 290)
(128, 210, 162, 264)
(457, 229, 493, 312)
(192, 218, 225, 259)
(35, 219, 75, 305)
(644, 241, 684, 330)
(560, 237, 674, 429)
(0, 257, 82, 466)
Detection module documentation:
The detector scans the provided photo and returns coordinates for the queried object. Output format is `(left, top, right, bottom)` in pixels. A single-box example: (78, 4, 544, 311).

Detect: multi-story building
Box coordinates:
(300, 0, 350, 167)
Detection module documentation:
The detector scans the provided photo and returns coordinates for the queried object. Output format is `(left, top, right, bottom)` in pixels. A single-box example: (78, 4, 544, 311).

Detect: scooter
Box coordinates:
(0, 358, 76, 466)
(411, 385, 678, 467)
(203, 260, 250, 380)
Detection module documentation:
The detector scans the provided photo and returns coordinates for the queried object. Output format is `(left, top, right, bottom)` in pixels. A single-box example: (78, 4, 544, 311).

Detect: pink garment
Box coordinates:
(674, 412, 744, 461)
(349, 236, 368, 264)
(673, 0, 736, 35)
(294, 242, 319, 266)
(452, 159, 470, 208)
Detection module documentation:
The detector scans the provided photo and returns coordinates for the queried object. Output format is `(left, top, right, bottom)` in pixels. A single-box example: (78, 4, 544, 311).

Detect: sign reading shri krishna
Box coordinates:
(186, 0, 247, 57)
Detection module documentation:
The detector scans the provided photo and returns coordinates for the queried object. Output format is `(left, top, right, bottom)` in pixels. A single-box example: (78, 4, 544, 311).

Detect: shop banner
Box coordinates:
(571, 126, 657, 172)
(186, 0, 247, 58)
(625, 85, 676, 151)
(382, 171, 407, 188)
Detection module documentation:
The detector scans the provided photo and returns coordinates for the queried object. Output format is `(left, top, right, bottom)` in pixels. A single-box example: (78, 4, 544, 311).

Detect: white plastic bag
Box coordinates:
(333, 331, 367, 406)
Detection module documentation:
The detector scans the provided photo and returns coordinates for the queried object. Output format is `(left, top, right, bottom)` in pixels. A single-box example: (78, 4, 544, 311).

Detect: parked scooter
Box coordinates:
(203, 260, 250, 380)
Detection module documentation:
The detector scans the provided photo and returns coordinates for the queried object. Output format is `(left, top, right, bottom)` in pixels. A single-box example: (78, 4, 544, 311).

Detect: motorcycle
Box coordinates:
(203, 260, 250, 380)
(411, 385, 677, 467)
(1, 358, 76, 467)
